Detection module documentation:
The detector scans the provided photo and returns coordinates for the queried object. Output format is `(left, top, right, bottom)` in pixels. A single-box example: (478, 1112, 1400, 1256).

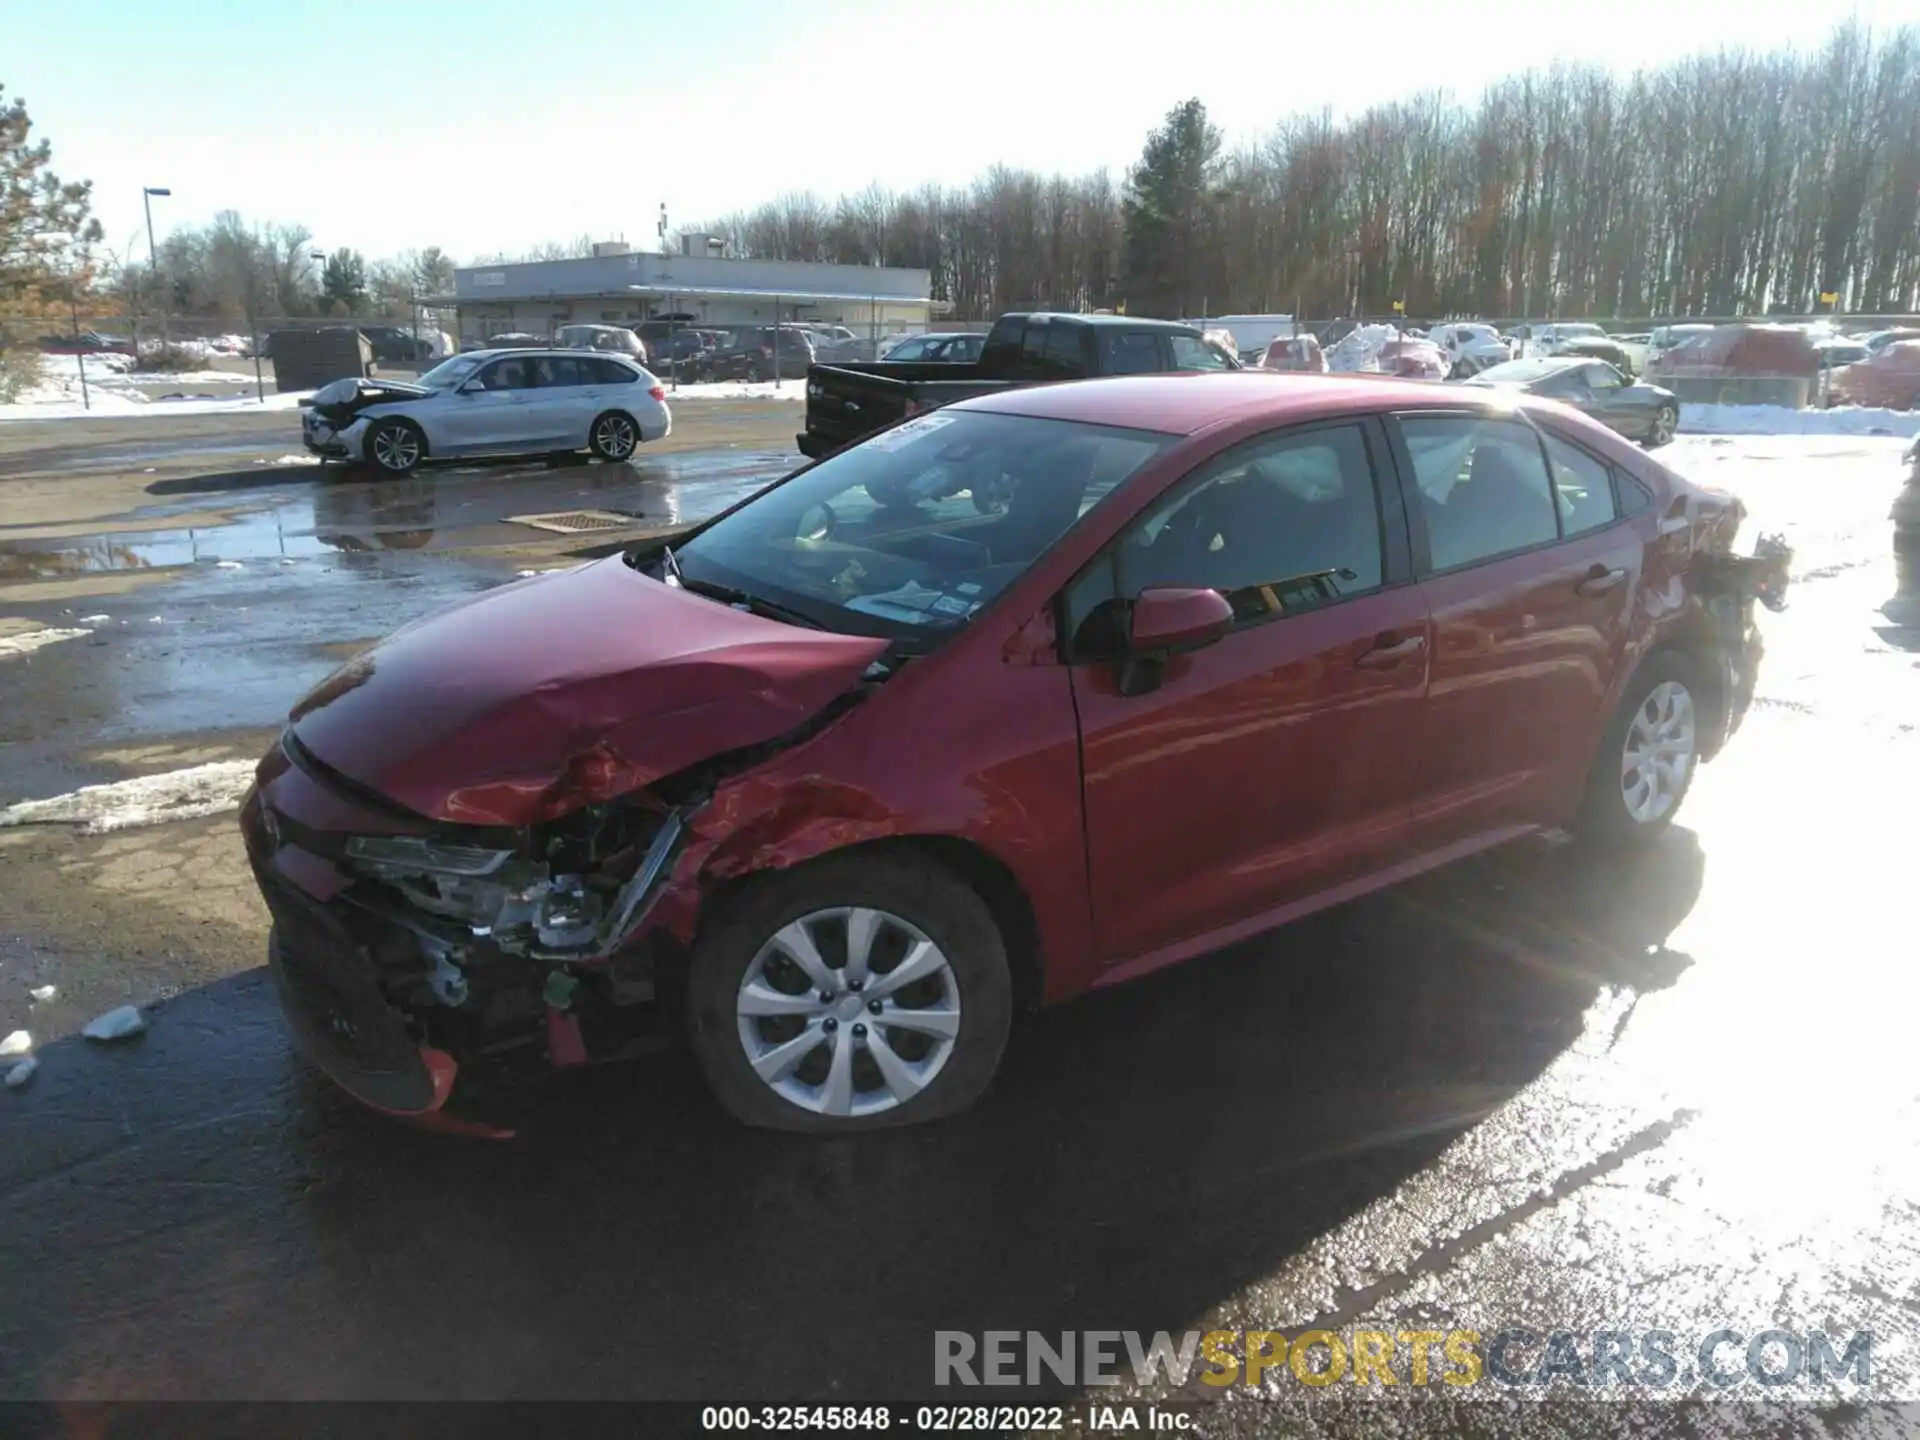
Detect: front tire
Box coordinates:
(365, 418, 425, 476)
(1645, 405, 1677, 448)
(589, 410, 640, 462)
(1574, 651, 1702, 846)
(687, 851, 1013, 1133)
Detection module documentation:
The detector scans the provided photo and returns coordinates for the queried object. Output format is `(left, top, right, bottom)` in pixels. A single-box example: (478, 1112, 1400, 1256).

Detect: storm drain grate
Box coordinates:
(504, 509, 646, 535)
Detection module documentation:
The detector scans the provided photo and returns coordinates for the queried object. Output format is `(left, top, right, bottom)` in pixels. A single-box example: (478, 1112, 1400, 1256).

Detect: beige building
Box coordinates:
(453, 249, 932, 344)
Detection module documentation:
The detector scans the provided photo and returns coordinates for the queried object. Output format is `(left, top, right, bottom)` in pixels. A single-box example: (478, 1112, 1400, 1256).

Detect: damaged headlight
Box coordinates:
(343, 836, 516, 877)
(341, 809, 688, 963)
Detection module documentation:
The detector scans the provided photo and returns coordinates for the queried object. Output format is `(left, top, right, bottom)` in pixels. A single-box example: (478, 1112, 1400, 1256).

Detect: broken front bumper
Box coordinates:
(302, 413, 366, 460)
(251, 846, 514, 1138)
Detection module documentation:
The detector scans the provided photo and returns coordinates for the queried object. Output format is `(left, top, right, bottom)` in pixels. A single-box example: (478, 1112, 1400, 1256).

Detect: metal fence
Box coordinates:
(0, 312, 455, 411)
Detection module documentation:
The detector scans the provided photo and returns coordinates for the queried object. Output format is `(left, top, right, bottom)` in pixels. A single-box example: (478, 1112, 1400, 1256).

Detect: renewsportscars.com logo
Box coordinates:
(934, 1328, 1873, 1391)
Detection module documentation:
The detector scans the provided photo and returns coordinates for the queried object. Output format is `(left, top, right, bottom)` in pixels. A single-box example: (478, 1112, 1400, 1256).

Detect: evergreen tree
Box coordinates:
(0, 85, 101, 311)
(321, 248, 369, 314)
(1121, 99, 1222, 317)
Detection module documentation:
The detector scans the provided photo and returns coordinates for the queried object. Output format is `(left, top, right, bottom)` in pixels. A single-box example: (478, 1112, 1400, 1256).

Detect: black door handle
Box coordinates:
(1355, 632, 1427, 668)
(1576, 564, 1628, 597)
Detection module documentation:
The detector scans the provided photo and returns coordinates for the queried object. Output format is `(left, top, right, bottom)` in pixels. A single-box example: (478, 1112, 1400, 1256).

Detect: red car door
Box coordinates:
(1063, 418, 1432, 969)
(1390, 413, 1640, 844)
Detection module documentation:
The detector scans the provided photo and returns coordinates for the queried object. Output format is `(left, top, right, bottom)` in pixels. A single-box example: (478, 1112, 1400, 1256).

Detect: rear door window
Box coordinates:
(1018, 322, 1052, 377)
(1398, 415, 1561, 571)
(1043, 324, 1086, 377)
(1098, 330, 1165, 375)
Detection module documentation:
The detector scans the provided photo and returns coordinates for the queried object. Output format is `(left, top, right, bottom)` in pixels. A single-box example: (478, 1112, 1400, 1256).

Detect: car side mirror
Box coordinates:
(1110, 587, 1233, 698)
(457, 379, 483, 394)
(1130, 587, 1234, 652)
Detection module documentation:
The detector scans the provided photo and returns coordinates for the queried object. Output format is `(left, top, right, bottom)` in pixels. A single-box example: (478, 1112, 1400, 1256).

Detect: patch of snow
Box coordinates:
(0, 1030, 31, 1057)
(76, 614, 110, 624)
(0, 354, 311, 421)
(5, 1057, 37, 1089)
(82, 1005, 146, 1042)
(29, 985, 56, 1002)
(0, 627, 90, 659)
(661, 380, 806, 401)
(214, 560, 245, 570)
(1678, 403, 1920, 438)
(0, 759, 258, 834)
(257, 454, 319, 466)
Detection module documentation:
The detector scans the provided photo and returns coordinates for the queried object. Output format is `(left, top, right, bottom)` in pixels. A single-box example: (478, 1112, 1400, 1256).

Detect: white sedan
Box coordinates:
(302, 348, 672, 476)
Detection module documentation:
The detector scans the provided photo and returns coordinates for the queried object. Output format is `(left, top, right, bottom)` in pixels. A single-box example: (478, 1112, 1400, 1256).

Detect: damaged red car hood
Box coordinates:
(289, 557, 888, 825)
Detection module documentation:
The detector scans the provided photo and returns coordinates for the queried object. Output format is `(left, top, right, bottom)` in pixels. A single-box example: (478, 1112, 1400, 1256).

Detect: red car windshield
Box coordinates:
(670, 411, 1172, 643)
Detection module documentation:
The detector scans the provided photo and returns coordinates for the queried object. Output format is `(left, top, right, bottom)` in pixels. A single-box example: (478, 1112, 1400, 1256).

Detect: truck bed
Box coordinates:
(799, 363, 1013, 459)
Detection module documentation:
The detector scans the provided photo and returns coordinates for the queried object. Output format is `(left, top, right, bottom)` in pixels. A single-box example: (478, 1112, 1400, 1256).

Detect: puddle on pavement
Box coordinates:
(0, 450, 795, 577)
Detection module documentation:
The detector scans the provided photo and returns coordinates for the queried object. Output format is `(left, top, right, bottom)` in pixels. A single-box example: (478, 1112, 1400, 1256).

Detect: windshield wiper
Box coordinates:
(678, 576, 822, 629)
(661, 543, 684, 586)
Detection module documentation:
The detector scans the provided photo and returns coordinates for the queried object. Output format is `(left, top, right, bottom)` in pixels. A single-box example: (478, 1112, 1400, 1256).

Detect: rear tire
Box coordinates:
(588, 410, 640, 462)
(1645, 405, 1677, 448)
(687, 851, 1013, 1133)
(1573, 651, 1703, 847)
(364, 418, 425, 476)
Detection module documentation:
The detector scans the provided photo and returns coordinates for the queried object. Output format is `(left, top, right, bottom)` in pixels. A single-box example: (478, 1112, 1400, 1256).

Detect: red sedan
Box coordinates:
(242, 374, 1788, 1135)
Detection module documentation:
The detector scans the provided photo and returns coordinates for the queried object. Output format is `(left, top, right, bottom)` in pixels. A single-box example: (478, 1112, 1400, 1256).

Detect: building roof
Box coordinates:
(455, 252, 931, 306)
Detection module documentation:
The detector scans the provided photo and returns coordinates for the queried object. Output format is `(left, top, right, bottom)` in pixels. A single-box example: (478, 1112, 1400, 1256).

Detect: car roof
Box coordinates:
(458, 347, 638, 361)
(955, 371, 1490, 435)
(1015, 313, 1200, 333)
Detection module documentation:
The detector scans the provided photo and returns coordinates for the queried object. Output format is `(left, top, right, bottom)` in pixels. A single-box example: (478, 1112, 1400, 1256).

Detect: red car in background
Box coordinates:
(1831, 340, 1920, 410)
(243, 373, 1788, 1137)
(1257, 335, 1328, 372)
(1375, 336, 1449, 380)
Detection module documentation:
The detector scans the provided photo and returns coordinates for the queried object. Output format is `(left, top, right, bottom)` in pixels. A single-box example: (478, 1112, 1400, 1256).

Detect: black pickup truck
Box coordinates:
(796, 312, 1237, 458)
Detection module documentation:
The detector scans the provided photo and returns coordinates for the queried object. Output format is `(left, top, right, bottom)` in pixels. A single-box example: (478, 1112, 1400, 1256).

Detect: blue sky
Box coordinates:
(8, 0, 1908, 266)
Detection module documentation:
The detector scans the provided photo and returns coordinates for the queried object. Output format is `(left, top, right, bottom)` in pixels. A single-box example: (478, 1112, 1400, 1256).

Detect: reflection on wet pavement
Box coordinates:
(0, 449, 793, 575)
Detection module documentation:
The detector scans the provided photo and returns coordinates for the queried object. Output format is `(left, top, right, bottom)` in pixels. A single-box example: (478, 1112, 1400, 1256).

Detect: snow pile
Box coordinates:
(0, 626, 91, 659)
(660, 380, 807, 401)
(82, 1005, 147, 1042)
(1678, 403, 1920, 438)
(0, 759, 258, 834)
(1327, 324, 1403, 373)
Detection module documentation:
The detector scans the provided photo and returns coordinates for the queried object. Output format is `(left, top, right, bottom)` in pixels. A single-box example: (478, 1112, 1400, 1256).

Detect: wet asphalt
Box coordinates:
(0, 428, 1917, 1427)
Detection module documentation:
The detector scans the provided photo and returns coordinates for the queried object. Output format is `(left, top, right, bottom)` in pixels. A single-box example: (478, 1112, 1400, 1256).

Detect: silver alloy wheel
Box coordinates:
(1649, 407, 1675, 445)
(735, 906, 962, 1118)
(594, 414, 637, 459)
(1620, 679, 1696, 824)
(371, 423, 420, 472)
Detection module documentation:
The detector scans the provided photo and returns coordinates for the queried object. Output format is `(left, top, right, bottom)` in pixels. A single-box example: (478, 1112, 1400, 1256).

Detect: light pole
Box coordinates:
(143, 187, 171, 344)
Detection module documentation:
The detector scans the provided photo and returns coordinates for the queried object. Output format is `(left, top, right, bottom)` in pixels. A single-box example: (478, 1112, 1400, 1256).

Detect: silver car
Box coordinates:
(302, 349, 672, 476)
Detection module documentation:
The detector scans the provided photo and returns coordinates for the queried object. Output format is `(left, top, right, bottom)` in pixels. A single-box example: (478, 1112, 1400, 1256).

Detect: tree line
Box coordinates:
(695, 21, 1920, 321)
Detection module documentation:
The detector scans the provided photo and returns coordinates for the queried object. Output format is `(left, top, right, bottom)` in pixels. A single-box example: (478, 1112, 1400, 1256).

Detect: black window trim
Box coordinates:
(1058, 413, 1413, 664)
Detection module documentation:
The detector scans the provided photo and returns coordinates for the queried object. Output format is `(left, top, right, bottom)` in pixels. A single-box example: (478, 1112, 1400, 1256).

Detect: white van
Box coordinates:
(1185, 315, 1297, 363)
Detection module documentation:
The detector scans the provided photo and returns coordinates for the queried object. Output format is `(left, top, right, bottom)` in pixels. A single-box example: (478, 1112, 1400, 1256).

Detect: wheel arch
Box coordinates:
(362, 410, 431, 461)
(1617, 627, 1731, 759)
(691, 833, 1046, 1015)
